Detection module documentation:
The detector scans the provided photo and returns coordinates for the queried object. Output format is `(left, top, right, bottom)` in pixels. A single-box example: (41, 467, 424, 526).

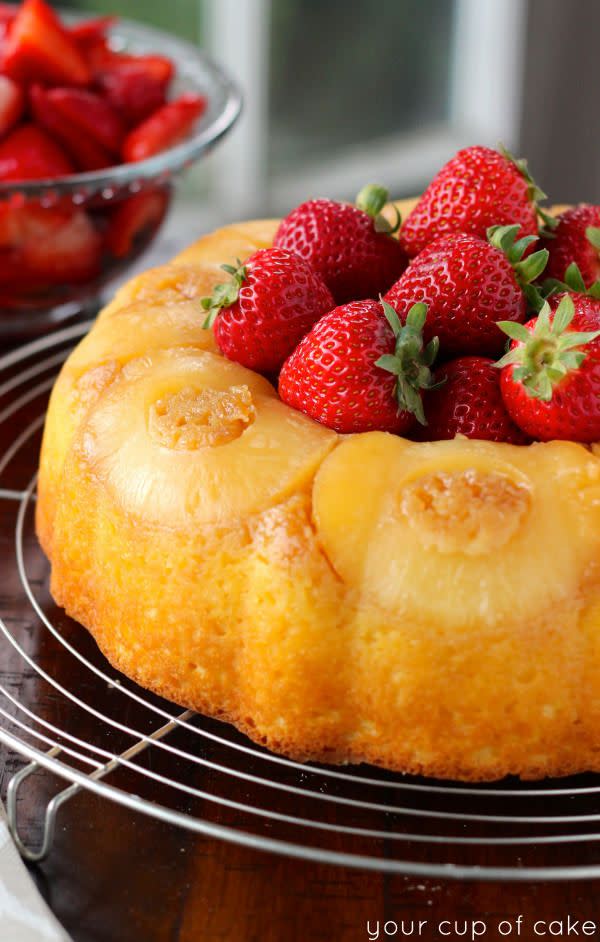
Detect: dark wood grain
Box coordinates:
(1, 330, 599, 942)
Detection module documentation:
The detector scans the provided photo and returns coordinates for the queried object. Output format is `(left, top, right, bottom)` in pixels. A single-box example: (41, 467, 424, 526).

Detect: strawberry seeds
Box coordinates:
(206, 147, 600, 444)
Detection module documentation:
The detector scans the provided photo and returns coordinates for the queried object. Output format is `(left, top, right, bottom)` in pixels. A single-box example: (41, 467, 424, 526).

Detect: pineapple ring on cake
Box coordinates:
(37, 202, 600, 781)
(40, 218, 285, 545)
(37, 300, 217, 553)
(73, 347, 332, 527)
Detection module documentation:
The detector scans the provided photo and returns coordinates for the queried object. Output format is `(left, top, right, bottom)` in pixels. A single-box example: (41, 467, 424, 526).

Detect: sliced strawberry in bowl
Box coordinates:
(0, 9, 234, 333)
(40, 87, 126, 156)
(95, 53, 174, 126)
(0, 3, 17, 25)
(69, 14, 116, 45)
(1, 0, 90, 86)
(105, 188, 170, 260)
(0, 123, 74, 180)
(0, 202, 102, 288)
(0, 74, 24, 137)
(0, 2, 16, 43)
(30, 84, 113, 172)
(122, 93, 207, 162)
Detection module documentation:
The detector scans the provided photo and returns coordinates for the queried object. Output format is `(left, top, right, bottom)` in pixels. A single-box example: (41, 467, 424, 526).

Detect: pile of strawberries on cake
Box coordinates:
(204, 146, 600, 444)
(0, 0, 206, 286)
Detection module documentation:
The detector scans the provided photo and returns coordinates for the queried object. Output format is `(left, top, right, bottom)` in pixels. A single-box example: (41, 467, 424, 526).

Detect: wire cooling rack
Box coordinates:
(1, 325, 600, 882)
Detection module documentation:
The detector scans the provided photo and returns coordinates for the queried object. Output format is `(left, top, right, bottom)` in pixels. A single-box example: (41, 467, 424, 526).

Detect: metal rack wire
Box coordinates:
(1, 326, 600, 881)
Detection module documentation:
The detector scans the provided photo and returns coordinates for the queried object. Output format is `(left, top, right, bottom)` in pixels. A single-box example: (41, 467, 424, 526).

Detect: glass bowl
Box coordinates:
(0, 13, 242, 340)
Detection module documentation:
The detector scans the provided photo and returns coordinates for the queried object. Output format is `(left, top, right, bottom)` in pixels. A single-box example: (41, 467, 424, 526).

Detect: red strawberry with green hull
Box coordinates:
(541, 204, 600, 288)
(273, 184, 408, 305)
(497, 293, 600, 442)
(383, 225, 548, 358)
(399, 145, 554, 258)
(202, 248, 334, 374)
(416, 356, 529, 444)
(279, 299, 439, 434)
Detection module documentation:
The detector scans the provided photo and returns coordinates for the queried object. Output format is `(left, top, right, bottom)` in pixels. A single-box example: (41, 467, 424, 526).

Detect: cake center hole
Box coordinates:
(149, 384, 255, 450)
(398, 468, 530, 555)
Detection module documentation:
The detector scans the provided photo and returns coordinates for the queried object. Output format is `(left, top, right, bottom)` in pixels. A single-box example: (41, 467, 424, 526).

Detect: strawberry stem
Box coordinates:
(356, 184, 400, 235)
(498, 143, 558, 236)
(495, 295, 600, 401)
(375, 300, 440, 425)
(200, 259, 247, 328)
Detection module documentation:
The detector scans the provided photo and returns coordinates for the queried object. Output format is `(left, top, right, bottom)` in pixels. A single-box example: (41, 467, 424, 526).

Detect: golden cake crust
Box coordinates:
(37, 201, 600, 781)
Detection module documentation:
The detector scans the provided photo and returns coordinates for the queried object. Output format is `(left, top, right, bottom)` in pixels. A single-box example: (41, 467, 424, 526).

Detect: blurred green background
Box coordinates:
(66, 0, 202, 40)
(58, 0, 600, 242)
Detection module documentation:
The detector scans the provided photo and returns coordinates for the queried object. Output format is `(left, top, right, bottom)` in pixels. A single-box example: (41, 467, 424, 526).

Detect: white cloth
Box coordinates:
(0, 802, 71, 941)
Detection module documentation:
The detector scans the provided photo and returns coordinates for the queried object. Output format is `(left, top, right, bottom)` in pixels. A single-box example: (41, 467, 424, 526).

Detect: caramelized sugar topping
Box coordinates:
(149, 384, 255, 450)
(399, 468, 530, 555)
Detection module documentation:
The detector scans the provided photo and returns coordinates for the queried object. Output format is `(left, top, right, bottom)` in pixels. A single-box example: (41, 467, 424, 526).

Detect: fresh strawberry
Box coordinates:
(0, 203, 102, 285)
(273, 184, 408, 305)
(497, 294, 600, 442)
(30, 84, 112, 171)
(75, 32, 112, 74)
(122, 93, 206, 162)
(0, 3, 16, 41)
(541, 204, 600, 288)
(1, 0, 90, 86)
(0, 74, 24, 137)
(0, 123, 74, 180)
(202, 248, 334, 373)
(0, 4, 16, 25)
(279, 299, 439, 433)
(39, 87, 125, 156)
(384, 225, 548, 358)
(95, 54, 174, 126)
(69, 15, 116, 45)
(105, 188, 169, 259)
(399, 146, 554, 258)
(416, 356, 529, 443)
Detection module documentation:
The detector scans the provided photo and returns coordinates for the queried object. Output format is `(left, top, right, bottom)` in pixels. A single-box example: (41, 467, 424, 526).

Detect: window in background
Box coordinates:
(208, 0, 527, 218)
(268, 0, 454, 175)
(59, 0, 527, 224)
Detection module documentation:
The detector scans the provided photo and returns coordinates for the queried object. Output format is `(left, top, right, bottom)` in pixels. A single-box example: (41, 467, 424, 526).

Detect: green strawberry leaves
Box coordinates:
(356, 183, 401, 235)
(542, 261, 600, 301)
(498, 143, 558, 236)
(487, 223, 538, 265)
(495, 295, 600, 401)
(487, 223, 548, 311)
(586, 226, 600, 252)
(375, 300, 441, 425)
(201, 259, 248, 328)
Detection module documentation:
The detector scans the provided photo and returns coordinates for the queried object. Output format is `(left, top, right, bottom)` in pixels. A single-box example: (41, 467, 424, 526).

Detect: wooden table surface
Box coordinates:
(1, 315, 599, 942)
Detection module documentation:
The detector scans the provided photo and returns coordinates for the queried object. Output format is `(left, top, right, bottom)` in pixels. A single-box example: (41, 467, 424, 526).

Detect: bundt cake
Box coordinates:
(37, 196, 600, 782)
